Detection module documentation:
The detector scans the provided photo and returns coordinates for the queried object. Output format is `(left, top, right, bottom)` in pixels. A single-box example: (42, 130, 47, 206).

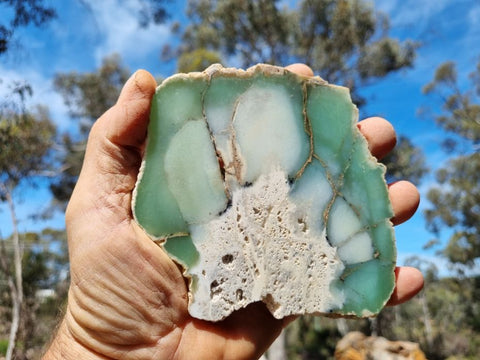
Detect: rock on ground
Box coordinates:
(335, 331, 426, 360)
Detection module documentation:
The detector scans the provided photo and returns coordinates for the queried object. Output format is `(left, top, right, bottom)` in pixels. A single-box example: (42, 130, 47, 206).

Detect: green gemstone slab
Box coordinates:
(132, 64, 396, 321)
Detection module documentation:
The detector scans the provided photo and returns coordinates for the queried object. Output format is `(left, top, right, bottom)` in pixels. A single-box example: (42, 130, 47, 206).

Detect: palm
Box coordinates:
(67, 192, 281, 359)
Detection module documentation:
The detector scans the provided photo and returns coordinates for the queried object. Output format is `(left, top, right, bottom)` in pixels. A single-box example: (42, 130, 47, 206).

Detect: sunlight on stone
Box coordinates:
(132, 64, 395, 321)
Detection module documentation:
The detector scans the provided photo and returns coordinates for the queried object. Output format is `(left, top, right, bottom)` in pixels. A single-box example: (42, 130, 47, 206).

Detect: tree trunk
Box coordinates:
(370, 317, 379, 337)
(6, 277, 20, 360)
(420, 291, 434, 350)
(3, 186, 23, 360)
(336, 318, 349, 336)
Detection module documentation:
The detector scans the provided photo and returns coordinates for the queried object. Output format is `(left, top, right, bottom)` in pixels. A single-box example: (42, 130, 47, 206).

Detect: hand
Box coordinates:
(43, 65, 423, 360)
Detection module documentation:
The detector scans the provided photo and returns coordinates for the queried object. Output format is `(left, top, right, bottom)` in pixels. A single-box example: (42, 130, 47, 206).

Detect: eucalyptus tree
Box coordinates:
(174, 0, 416, 102)
(423, 59, 480, 268)
(171, 0, 425, 184)
(421, 57, 480, 359)
(0, 102, 56, 360)
(0, 0, 56, 55)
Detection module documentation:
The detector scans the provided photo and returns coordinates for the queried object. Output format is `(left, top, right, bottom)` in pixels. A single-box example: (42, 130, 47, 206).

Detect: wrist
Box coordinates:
(43, 319, 109, 360)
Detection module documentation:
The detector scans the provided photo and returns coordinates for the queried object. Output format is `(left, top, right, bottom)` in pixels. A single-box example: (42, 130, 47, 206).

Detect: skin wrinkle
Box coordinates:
(129, 232, 189, 311)
(68, 316, 152, 360)
(63, 315, 112, 360)
(70, 294, 134, 344)
(67, 297, 130, 353)
(74, 301, 182, 360)
(85, 275, 151, 332)
(73, 173, 135, 226)
(170, 327, 187, 360)
(79, 167, 136, 226)
(112, 102, 148, 148)
(68, 232, 183, 345)
(70, 269, 143, 333)
(155, 326, 187, 360)
(132, 239, 189, 327)
(94, 143, 139, 188)
(96, 239, 180, 329)
(87, 147, 140, 217)
(121, 71, 154, 106)
(69, 270, 183, 358)
(173, 322, 227, 360)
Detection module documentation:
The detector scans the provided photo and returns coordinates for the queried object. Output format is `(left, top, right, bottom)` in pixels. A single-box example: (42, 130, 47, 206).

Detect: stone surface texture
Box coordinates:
(132, 64, 396, 321)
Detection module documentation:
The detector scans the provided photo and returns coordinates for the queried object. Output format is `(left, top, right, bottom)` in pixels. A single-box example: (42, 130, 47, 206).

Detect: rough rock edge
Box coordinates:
(131, 64, 396, 320)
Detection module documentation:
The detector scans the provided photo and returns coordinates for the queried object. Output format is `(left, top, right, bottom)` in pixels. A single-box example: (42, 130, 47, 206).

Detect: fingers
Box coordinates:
(81, 69, 156, 181)
(97, 69, 157, 149)
(389, 181, 420, 225)
(387, 267, 424, 306)
(66, 70, 157, 223)
(82, 69, 156, 171)
(285, 63, 314, 77)
(355, 119, 419, 225)
(357, 117, 396, 160)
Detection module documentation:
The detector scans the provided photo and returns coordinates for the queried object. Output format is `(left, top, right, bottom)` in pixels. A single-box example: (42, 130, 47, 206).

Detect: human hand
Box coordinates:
(43, 65, 423, 360)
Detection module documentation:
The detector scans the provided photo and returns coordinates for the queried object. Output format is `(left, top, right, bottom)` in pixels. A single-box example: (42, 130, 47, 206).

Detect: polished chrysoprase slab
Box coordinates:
(132, 64, 396, 321)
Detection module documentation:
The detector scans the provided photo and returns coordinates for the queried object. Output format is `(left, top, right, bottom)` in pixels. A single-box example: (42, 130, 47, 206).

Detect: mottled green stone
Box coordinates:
(132, 64, 396, 321)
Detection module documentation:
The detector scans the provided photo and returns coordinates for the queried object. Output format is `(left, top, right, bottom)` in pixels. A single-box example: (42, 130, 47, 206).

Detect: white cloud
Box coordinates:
(374, 0, 455, 27)
(464, 4, 480, 55)
(84, 0, 172, 66)
(468, 3, 480, 25)
(0, 66, 70, 130)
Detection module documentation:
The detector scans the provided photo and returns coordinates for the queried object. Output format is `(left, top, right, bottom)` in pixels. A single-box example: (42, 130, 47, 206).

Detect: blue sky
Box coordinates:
(1, 0, 479, 275)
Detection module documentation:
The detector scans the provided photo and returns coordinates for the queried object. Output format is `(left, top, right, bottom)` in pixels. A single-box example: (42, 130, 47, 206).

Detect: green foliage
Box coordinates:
(20, 229, 68, 292)
(425, 153, 480, 266)
(178, 0, 293, 68)
(423, 58, 480, 268)
(285, 316, 371, 359)
(0, 339, 8, 356)
(136, 0, 172, 27)
(0, 68, 57, 360)
(1, 229, 69, 357)
(175, 0, 417, 104)
(286, 317, 341, 360)
(381, 276, 480, 360)
(0, 105, 56, 194)
(414, 55, 480, 360)
(177, 48, 222, 73)
(423, 61, 480, 145)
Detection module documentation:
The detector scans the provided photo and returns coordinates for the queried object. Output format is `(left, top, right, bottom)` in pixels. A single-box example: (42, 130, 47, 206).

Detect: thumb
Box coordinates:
(67, 70, 157, 222)
(96, 69, 157, 150)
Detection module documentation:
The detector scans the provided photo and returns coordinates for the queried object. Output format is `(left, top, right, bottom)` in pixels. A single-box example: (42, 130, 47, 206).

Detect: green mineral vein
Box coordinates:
(132, 64, 396, 321)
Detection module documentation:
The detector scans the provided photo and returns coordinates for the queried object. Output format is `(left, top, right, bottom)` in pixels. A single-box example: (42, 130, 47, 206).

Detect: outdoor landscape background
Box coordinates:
(1, 1, 479, 359)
